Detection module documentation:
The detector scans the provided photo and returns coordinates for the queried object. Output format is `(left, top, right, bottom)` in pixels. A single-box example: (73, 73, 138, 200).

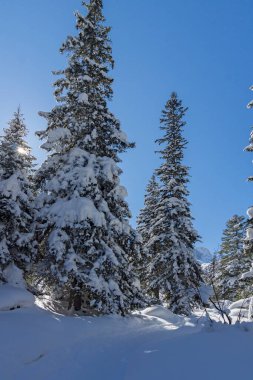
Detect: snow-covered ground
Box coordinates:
(0, 287, 253, 380)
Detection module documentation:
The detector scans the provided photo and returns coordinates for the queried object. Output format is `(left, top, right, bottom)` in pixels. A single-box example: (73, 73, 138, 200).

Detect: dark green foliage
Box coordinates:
(138, 93, 205, 315)
(137, 174, 160, 289)
(0, 109, 35, 279)
(214, 215, 252, 301)
(35, 0, 144, 315)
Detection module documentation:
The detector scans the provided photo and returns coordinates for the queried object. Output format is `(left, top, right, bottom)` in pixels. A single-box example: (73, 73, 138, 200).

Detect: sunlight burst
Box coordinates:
(17, 146, 27, 155)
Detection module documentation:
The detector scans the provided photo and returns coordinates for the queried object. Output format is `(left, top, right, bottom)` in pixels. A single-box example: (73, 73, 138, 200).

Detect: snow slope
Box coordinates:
(1, 296, 253, 380)
(194, 247, 213, 263)
(0, 285, 34, 311)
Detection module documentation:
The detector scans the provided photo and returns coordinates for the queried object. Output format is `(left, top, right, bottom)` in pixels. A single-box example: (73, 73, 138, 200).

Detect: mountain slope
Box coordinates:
(194, 247, 213, 264)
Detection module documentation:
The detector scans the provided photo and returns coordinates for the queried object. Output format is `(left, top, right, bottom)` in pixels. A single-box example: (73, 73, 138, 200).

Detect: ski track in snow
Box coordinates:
(0, 302, 253, 380)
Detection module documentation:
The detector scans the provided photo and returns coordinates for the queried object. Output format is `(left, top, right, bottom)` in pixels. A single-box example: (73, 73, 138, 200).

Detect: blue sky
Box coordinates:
(0, 0, 253, 252)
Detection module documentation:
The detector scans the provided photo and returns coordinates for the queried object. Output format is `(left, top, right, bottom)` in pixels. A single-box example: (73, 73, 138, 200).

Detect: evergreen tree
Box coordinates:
(214, 215, 251, 300)
(137, 174, 160, 247)
(244, 89, 253, 253)
(241, 88, 253, 297)
(35, 0, 143, 315)
(203, 253, 218, 291)
(137, 174, 160, 289)
(219, 215, 246, 257)
(147, 92, 204, 315)
(0, 109, 35, 281)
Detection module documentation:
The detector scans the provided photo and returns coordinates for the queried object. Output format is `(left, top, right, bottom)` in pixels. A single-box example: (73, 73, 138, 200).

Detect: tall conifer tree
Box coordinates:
(244, 88, 253, 254)
(214, 215, 251, 300)
(147, 92, 204, 315)
(137, 174, 160, 290)
(35, 0, 143, 315)
(241, 86, 253, 297)
(0, 109, 35, 280)
(137, 174, 160, 247)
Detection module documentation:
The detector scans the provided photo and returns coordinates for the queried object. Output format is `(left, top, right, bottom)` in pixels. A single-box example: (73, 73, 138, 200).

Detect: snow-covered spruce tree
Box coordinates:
(244, 88, 253, 257)
(137, 174, 160, 289)
(203, 253, 218, 290)
(214, 215, 251, 300)
(147, 92, 205, 315)
(137, 174, 160, 247)
(0, 109, 35, 281)
(241, 89, 253, 299)
(35, 0, 143, 315)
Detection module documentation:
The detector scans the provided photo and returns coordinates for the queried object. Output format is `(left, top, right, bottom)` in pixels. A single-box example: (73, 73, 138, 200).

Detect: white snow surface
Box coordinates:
(0, 285, 34, 311)
(241, 269, 253, 280)
(0, 173, 22, 201)
(46, 127, 71, 143)
(1, 289, 253, 380)
(226, 298, 253, 322)
(45, 197, 106, 228)
(78, 92, 89, 103)
(229, 298, 252, 310)
(247, 206, 253, 219)
(246, 227, 253, 240)
(199, 283, 213, 303)
(3, 264, 26, 289)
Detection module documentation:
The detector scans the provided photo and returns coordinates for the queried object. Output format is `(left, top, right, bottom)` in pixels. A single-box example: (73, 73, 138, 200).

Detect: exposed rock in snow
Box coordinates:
(194, 247, 213, 264)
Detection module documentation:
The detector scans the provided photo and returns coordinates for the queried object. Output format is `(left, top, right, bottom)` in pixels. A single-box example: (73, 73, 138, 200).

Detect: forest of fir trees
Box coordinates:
(1, 0, 253, 319)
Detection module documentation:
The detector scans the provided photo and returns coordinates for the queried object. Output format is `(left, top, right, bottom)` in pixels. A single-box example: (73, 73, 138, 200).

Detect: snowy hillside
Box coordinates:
(194, 247, 213, 263)
(1, 287, 253, 380)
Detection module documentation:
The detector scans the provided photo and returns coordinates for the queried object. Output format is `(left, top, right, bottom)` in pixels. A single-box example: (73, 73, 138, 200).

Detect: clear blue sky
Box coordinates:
(0, 0, 253, 252)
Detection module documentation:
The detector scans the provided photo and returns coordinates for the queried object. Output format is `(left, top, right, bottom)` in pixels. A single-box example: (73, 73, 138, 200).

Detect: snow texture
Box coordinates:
(246, 227, 253, 240)
(1, 294, 253, 380)
(3, 264, 26, 289)
(77, 92, 89, 103)
(0, 285, 34, 311)
(229, 298, 252, 310)
(46, 197, 106, 228)
(247, 207, 253, 219)
(198, 283, 213, 304)
(46, 128, 71, 143)
(241, 269, 253, 280)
